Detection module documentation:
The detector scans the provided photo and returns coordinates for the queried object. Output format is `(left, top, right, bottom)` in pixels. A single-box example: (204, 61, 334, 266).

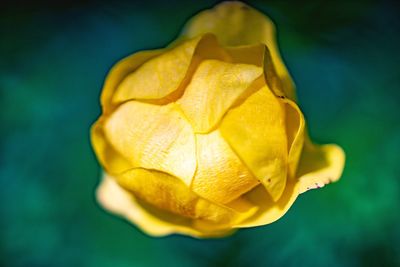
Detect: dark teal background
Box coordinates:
(1, 0, 400, 266)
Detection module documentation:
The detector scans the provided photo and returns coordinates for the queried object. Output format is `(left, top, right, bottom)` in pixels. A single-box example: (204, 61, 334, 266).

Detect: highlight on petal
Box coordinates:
(182, 1, 296, 100)
(220, 86, 288, 201)
(177, 59, 263, 133)
(191, 130, 260, 204)
(297, 140, 345, 193)
(103, 101, 196, 185)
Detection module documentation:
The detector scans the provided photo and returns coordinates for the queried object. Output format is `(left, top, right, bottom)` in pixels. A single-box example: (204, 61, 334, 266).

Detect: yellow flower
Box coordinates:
(91, 1, 345, 238)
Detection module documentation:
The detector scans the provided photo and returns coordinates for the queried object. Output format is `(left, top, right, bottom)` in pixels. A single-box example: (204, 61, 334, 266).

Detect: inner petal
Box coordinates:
(227, 44, 287, 98)
(104, 101, 196, 185)
(191, 130, 260, 204)
(177, 59, 262, 133)
(220, 86, 288, 201)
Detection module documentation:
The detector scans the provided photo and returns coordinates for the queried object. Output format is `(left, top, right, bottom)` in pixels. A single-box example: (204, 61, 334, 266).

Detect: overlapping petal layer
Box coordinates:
(111, 34, 234, 106)
(182, 1, 296, 100)
(100, 49, 164, 113)
(104, 101, 196, 185)
(91, 118, 132, 174)
(112, 37, 202, 103)
(284, 99, 305, 178)
(178, 59, 262, 133)
(192, 130, 260, 204)
(97, 174, 234, 237)
(220, 86, 288, 201)
(115, 168, 258, 224)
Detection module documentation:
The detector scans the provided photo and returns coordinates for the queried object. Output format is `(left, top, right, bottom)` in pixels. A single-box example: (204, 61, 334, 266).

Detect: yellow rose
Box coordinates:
(91, 1, 345, 238)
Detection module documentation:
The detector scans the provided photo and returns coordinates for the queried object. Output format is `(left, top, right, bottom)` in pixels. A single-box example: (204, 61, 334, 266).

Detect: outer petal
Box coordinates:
(284, 99, 305, 179)
(227, 44, 287, 99)
(236, 181, 299, 227)
(97, 174, 235, 238)
(103, 101, 196, 185)
(192, 130, 260, 204)
(220, 86, 288, 201)
(177, 59, 262, 133)
(112, 36, 202, 103)
(225, 44, 265, 67)
(115, 168, 257, 224)
(91, 118, 132, 174)
(181, 1, 296, 99)
(297, 139, 345, 193)
(112, 34, 233, 105)
(100, 49, 164, 114)
(232, 111, 304, 229)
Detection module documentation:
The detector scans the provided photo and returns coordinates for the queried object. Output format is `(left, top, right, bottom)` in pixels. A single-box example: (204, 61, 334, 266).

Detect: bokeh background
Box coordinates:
(1, 0, 400, 266)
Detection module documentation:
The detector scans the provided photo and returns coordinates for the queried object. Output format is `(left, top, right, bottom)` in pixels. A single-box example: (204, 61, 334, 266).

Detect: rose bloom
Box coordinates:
(91, 2, 345, 238)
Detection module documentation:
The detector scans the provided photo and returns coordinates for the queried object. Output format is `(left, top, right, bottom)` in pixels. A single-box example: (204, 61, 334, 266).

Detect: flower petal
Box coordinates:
(100, 49, 164, 113)
(103, 101, 196, 185)
(227, 44, 286, 98)
(97, 173, 234, 238)
(111, 37, 201, 103)
(91, 118, 132, 174)
(236, 181, 299, 227)
(226, 44, 265, 67)
(191, 130, 260, 204)
(297, 140, 345, 193)
(112, 34, 232, 105)
(177, 59, 262, 133)
(111, 169, 257, 233)
(115, 168, 241, 224)
(284, 99, 305, 179)
(220, 86, 288, 201)
(181, 1, 295, 100)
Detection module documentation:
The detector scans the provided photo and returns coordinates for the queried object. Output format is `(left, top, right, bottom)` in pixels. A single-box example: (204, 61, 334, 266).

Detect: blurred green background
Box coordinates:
(1, 0, 399, 266)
